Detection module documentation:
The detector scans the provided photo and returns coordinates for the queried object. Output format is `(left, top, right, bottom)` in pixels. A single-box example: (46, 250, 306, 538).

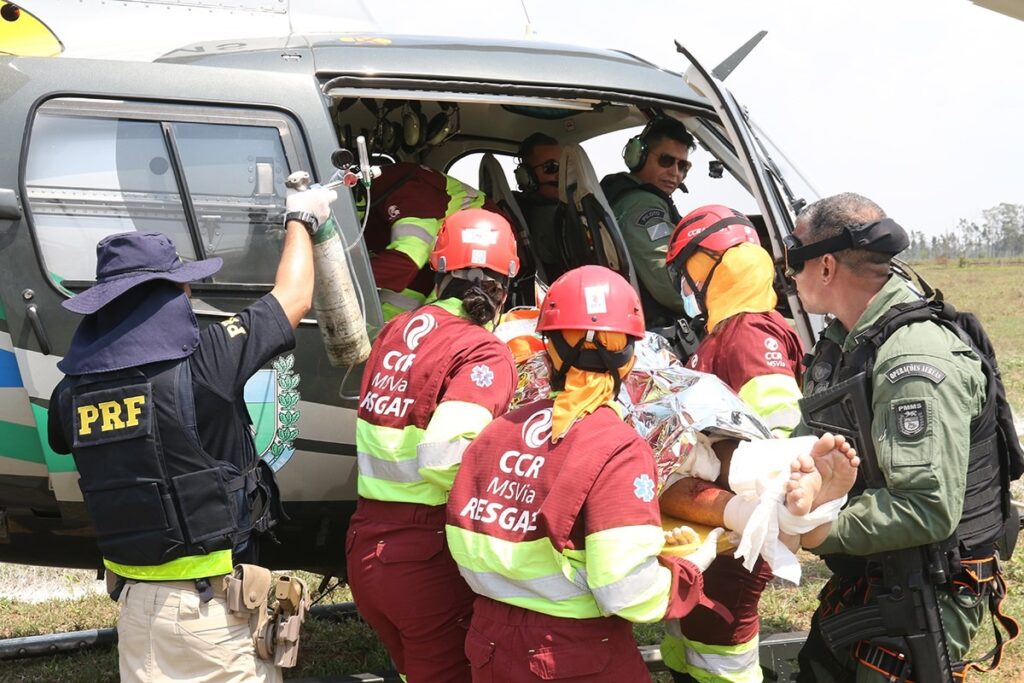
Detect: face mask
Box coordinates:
(682, 293, 701, 319)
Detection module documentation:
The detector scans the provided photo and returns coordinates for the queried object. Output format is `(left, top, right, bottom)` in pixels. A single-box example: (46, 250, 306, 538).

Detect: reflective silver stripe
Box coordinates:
(764, 406, 802, 431)
(357, 452, 423, 483)
(417, 439, 468, 470)
(686, 642, 761, 676)
(590, 556, 663, 616)
(379, 289, 422, 312)
(392, 223, 436, 244)
(458, 186, 480, 211)
(457, 567, 591, 603)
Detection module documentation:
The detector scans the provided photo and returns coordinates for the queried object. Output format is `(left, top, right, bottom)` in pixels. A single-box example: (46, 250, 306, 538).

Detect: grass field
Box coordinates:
(1, 259, 1022, 682)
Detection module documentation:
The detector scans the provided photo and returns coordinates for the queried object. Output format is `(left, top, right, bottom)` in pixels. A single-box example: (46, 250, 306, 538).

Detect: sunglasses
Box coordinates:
(532, 160, 560, 175)
(656, 153, 692, 176)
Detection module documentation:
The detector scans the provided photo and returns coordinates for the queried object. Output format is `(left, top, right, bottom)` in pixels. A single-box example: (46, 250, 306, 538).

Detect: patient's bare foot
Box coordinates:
(784, 452, 819, 516)
(807, 433, 860, 509)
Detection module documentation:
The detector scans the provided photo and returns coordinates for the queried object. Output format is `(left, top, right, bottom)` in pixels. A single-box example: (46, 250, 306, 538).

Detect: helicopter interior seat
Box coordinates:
(556, 143, 640, 293)
(478, 152, 543, 307)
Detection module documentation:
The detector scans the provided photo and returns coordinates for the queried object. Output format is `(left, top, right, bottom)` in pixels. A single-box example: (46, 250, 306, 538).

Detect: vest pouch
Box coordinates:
(82, 479, 184, 565)
(172, 466, 236, 550)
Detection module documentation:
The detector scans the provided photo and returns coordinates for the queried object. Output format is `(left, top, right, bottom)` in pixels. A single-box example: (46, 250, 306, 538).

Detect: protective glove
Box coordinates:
(685, 527, 725, 572)
(286, 186, 338, 225)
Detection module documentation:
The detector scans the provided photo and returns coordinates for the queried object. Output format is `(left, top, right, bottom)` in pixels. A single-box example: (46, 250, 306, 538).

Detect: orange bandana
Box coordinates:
(545, 330, 634, 442)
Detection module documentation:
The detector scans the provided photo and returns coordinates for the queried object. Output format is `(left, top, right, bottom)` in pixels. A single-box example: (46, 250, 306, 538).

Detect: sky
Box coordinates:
(17, 0, 1024, 236)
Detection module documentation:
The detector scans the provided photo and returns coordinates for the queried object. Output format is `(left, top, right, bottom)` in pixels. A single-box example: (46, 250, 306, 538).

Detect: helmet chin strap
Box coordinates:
(548, 331, 634, 396)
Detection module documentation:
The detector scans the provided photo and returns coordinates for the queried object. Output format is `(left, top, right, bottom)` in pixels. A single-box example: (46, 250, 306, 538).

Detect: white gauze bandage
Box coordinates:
(727, 436, 820, 584)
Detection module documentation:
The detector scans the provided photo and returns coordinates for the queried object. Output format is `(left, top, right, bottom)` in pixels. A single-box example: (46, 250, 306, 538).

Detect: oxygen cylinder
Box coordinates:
(310, 217, 372, 366)
(286, 170, 371, 366)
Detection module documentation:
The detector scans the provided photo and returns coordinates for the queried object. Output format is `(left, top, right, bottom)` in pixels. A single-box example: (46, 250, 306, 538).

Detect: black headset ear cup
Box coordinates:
(513, 163, 537, 191)
(622, 135, 647, 172)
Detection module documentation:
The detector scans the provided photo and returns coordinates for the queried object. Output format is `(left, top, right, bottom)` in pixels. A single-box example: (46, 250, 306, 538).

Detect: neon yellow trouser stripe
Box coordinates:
(662, 631, 762, 682)
(738, 373, 802, 437)
(105, 549, 233, 582)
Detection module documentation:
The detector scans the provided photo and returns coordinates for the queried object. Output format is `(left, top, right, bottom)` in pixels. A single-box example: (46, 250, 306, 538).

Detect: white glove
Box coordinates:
(686, 527, 725, 572)
(286, 186, 338, 225)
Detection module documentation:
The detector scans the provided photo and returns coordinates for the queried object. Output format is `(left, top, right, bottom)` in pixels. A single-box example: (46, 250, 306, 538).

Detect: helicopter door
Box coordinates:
(673, 40, 819, 348)
(0, 54, 372, 558)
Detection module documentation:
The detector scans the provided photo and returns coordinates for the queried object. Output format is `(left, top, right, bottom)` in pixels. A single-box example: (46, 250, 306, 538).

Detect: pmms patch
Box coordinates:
(894, 400, 928, 440)
(885, 362, 946, 385)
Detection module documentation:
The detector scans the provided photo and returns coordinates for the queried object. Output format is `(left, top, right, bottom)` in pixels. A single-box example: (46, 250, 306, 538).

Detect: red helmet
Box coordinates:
(536, 265, 645, 339)
(666, 204, 760, 269)
(430, 208, 520, 277)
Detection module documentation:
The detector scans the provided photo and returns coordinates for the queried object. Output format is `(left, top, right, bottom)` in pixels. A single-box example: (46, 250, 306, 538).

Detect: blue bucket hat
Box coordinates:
(57, 232, 222, 375)
(62, 232, 222, 314)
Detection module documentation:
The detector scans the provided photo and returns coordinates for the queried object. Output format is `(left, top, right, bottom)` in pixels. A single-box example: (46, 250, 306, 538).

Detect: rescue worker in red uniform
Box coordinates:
(347, 208, 521, 683)
(446, 265, 728, 683)
(659, 205, 805, 682)
(363, 161, 488, 319)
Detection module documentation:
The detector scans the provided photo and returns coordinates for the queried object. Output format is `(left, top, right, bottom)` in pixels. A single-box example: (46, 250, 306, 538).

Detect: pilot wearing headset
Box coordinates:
(600, 117, 696, 328)
(513, 132, 568, 281)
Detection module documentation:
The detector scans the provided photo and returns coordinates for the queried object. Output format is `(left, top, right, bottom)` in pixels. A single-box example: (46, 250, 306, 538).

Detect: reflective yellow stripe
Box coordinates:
(380, 288, 427, 320)
(661, 632, 762, 682)
(104, 549, 233, 582)
(422, 401, 493, 444)
(584, 525, 672, 621)
(356, 418, 447, 504)
(737, 373, 802, 437)
(388, 217, 441, 267)
(445, 522, 671, 621)
(445, 175, 485, 214)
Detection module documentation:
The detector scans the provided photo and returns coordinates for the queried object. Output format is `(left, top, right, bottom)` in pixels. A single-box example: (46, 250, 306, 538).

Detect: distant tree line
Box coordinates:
(903, 203, 1024, 261)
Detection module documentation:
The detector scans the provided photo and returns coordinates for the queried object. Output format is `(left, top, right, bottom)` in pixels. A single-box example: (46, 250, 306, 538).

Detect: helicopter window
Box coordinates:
(171, 121, 289, 284)
(25, 100, 309, 292)
(25, 114, 196, 283)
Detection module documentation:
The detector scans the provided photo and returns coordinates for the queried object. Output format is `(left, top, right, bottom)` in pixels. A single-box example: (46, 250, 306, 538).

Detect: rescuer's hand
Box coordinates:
(287, 186, 338, 225)
(686, 527, 725, 572)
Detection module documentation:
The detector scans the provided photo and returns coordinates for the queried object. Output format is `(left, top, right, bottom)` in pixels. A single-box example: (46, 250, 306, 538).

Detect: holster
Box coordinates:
(253, 574, 308, 668)
(225, 564, 275, 660)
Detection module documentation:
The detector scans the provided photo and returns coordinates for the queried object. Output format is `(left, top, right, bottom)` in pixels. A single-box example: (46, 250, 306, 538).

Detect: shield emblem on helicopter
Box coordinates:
(245, 354, 301, 472)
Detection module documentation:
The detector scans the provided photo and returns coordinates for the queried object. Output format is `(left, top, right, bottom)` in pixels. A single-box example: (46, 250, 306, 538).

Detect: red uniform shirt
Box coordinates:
(686, 310, 803, 393)
(358, 302, 516, 431)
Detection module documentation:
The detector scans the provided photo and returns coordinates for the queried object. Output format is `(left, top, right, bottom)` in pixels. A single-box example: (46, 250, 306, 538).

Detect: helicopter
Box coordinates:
(0, 4, 822, 574)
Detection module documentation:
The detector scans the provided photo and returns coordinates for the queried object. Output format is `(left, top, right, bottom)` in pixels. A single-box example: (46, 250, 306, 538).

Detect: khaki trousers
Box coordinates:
(117, 580, 282, 683)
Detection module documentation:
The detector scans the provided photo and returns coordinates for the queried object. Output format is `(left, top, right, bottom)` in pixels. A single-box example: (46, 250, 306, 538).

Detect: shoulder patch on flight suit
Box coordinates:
(637, 208, 666, 227)
(885, 362, 946, 385)
(645, 221, 672, 241)
(894, 399, 928, 440)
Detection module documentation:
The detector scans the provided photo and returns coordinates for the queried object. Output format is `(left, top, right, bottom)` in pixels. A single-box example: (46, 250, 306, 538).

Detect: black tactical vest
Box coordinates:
(801, 304, 1014, 561)
(57, 358, 258, 567)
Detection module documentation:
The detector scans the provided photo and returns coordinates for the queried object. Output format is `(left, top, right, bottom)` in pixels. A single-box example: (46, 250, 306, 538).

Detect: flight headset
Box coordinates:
(513, 141, 538, 191)
(402, 102, 460, 152)
(621, 118, 657, 172)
